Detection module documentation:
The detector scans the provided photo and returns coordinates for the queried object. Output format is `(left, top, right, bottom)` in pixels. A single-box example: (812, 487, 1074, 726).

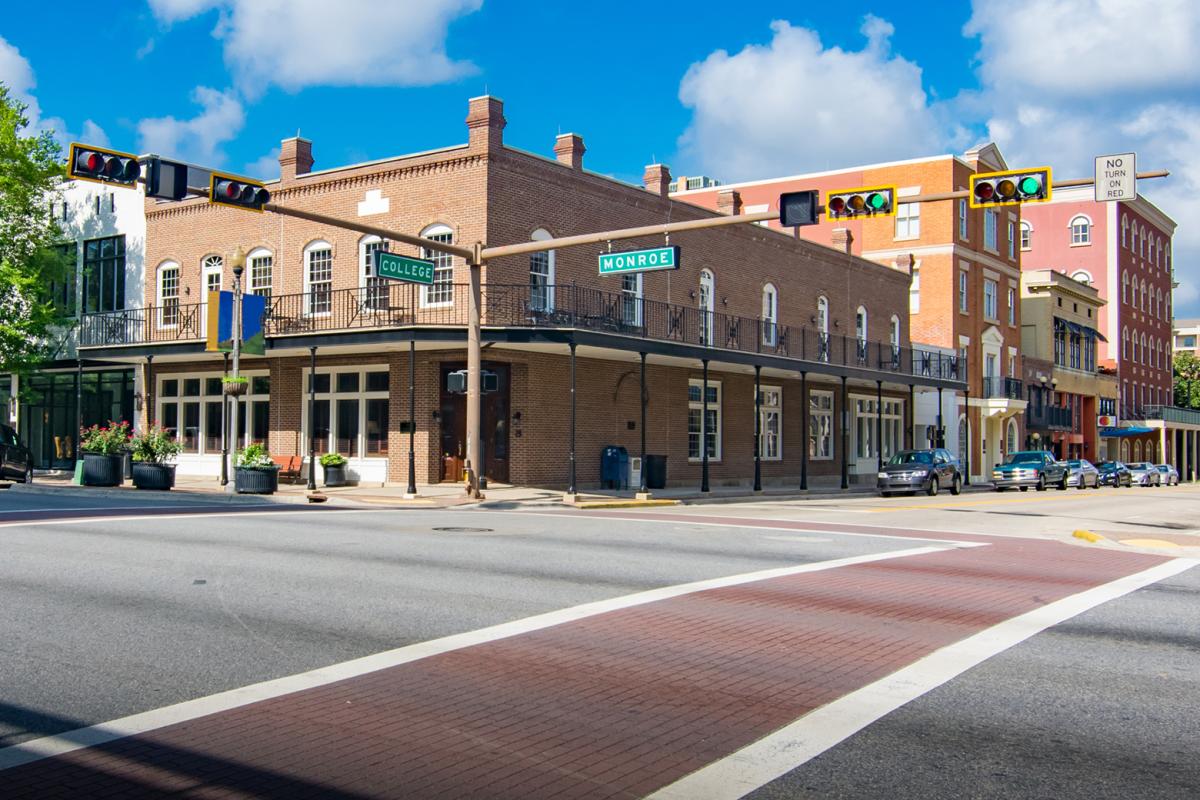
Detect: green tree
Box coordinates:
(0, 83, 70, 376)
(1173, 352, 1200, 409)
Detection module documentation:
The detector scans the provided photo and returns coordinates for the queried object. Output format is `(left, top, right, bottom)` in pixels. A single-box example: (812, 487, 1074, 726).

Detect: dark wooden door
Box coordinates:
(439, 363, 510, 484)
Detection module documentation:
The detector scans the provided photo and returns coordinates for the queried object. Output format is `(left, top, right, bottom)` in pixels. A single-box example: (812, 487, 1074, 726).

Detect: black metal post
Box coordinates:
(963, 386, 971, 485)
(936, 386, 945, 449)
(220, 353, 228, 486)
(840, 375, 849, 490)
(907, 383, 915, 449)
(407, 338, 417, 497)
(701, 359, 710, 493)
(639, 352, 648, 494)
(145, 354, 155, 428)
(568, 341, 577, 495)
(74, 359, 83, 463)
(876, 380, 884, 472)
(308, 346, 317, 491)
(753, 364, 762, 492)
(800, 371, 808, 490)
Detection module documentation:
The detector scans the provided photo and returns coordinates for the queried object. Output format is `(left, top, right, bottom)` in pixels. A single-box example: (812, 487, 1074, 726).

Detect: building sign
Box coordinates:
(206, 291, 266, 355)
(598, 246, 680, 275)
(1094, 153, 1135, 202)
(1097, 415, 1117, 427)
(376, 252, 436, 285)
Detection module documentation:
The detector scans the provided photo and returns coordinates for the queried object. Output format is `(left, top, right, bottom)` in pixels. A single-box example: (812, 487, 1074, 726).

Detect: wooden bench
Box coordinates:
(271, 455, 303, 484)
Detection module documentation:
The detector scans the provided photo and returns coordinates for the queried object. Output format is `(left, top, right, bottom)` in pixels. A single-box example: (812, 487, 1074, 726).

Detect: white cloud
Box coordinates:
(244, 147, 280, 180)
(964, 0, 1200, 314)
(0, 34, 108, 148)
(136, 86, 244, 165)
(677, 17, 944, 181)
(148, 0, 482, 97)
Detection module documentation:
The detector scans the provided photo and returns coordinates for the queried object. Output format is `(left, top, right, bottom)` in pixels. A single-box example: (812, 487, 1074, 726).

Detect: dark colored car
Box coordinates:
(877, 448, 962, 497)
(1095, 461, 1132, 487)
(0, 423, 33, 483)
(992, 450, 1069, 491)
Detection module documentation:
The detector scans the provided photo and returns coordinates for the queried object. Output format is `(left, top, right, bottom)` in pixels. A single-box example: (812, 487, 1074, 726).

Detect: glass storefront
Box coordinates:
(18, 369, 134, 469)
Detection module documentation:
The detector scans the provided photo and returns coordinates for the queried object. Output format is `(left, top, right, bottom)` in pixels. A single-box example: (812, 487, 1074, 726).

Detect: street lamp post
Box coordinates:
(226, 247, 246, 490)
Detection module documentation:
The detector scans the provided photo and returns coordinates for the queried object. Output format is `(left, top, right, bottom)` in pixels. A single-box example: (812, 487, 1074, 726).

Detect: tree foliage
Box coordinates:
(1173, 352, 1200, 409)
(0, 83, 70, 374)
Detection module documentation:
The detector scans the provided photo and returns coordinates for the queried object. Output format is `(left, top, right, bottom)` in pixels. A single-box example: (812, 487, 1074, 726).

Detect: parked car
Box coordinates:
(1156, 464, 1180, 486)
(1126, 462, 1162, 487)
(992, 450, 1069, 492)
(1064, 459, 1101, 489)
(1095, 461, 1132, 487)
(877, 448, 962, 497)
(0, 423, 33, 483)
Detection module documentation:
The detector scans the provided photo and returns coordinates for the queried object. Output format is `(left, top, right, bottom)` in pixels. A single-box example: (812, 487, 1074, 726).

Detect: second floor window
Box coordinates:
(984, 210, 998, 251)
(984, 279, 997, 320)
(159, 263, 180, 327)
(958, 199, 968, 239)
(895, 202, 919, 239)
(959, 270, 969, 313)
(306, 244, 333, 315)
(762, 284, 777, 346)
(421, 227, 454, 307)
(1070, 215, 1091, 245)
(1007, 287, 1016, 325)
(82, 235, 126, 313)
(249, 252, 273, 298)
(1020, 221, 1032, 250)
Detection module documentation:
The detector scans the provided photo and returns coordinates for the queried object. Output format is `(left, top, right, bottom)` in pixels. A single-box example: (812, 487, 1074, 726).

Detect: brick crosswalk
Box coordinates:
(0, 518, 1168, 799)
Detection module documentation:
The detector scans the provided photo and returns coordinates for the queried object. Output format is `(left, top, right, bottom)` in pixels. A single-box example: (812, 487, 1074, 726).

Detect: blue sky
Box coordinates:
(2, 1, 1199, 312)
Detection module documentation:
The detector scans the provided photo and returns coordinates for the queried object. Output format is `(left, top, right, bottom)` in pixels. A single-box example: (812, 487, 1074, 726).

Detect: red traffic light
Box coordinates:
(970, 168, 1052, 208)
(68, 143, 141, 188)
(827, 196, 845, 214)
(209, 172, 270, 212)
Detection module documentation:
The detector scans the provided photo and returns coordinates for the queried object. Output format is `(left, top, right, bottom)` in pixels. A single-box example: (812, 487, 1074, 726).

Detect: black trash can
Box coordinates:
(644, 454, 667, 489)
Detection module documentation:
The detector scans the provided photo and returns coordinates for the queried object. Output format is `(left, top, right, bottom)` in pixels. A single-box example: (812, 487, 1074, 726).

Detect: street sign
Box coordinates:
(598, 246, 680, 276)
(1095, 153, 1136, 202)
(376, 251, 435, 285)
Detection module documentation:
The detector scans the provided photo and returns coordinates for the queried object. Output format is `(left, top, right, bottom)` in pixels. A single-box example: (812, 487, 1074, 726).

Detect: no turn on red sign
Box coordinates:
(1095, 153, 1136, 202)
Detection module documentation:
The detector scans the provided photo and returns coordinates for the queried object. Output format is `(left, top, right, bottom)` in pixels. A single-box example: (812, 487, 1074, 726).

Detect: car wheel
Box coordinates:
(1019, 486, 1028, 492)
(1058, 473, 1069, 491)
(1092, 477, 1101, 489)
(1076, 477, 1086, 490)
(951, 474, 962, 496)
(995, 486, 1006, 492)
(927, 476, 939, 497)
(881, 491, 893, 498)
(23, 464, 33, 484)
(1036, 475, 1047, 491)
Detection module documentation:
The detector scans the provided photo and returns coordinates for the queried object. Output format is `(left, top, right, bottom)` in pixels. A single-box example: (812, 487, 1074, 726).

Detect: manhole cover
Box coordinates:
(433, 526, 495, 533)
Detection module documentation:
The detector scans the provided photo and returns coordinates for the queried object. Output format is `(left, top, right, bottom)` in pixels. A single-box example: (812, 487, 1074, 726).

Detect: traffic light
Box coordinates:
(779, 190, 819, 227)
(446, 370, 499, 394)
(825, 186, 896, 220)
(144, 156, 190, 201)
(68, 143, 141, 187)
(970, 168, 1052, 208)
(208, 171, 270, 212)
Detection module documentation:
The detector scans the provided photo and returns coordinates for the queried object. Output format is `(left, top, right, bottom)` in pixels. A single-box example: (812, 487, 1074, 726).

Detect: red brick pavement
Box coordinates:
(0, 523, 1168, 799)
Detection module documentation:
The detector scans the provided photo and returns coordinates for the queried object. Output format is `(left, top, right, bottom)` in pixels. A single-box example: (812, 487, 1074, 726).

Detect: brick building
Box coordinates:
(674, 143, 1026, 482)
(1020, 185, 1179, 468)
(74, 97, 962, 492)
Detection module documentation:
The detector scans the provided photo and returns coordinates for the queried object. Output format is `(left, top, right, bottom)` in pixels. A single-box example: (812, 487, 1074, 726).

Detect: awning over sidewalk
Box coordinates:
(1099, 426, 1154, 437)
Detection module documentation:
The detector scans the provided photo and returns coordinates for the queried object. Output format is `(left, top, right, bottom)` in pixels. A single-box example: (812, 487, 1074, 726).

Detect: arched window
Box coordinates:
(1006, 419, 1018, 456)
(201, 254, 223, 335)
(1140, 225, 1147, 257)
(1121, 215, 1128, 248)
(1148, 236, 1156, 266)
(1157, 237, 1164, 267)
(817, 296, 830, 362)
(1122, 327, 1129, 360)
(1140, 279, 1147, 311)
(698, 269, 714, 345)
(157, 261, 180, 327)
(1070, 270, 1092, 286)
(1157, 288, 1163, 320)
(1019, 221, 1032, 250)
(1122, 272, 1128, 304)
(359, 235, 389, 311)
(855, 306, 867, 341)
(1069, 215, 1092, 245)
(958, 414, 968, 467)
(304, 240, 333, 315)
(1120, 439, 1130, 461)
(1166, 243, 1172, 272)
(247, 247, 273, 298)
(1141, 332, 1148, 365)
(529, 228, 555, 312)
(761, 283, 778, 346)
(890, 314, 900, 348)
(420, 223, 455, 307)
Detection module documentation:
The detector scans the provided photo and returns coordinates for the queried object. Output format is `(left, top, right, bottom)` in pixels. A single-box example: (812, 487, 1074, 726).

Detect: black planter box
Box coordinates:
(132, 462, 176, 491)
(82, 453, 124, 487)
(322, 465, 347, 487)
(235, 467, 279, 494)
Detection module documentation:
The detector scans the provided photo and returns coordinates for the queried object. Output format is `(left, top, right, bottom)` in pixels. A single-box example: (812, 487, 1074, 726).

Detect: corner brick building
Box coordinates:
(76, 97, 963, 491)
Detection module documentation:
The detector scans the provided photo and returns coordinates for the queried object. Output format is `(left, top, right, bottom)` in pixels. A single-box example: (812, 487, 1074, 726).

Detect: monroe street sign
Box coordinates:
(1095, 153, 1136, 202)
(376, 251, 436, 284)
(598, 246, 680, 276)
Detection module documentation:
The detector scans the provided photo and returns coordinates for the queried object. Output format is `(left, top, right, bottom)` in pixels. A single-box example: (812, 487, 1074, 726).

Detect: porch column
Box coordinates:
(907, 384, 915, 450)
(963, 387, 971, 485)
(936, 386, 944, 449)
(406, 339, 418, 498)
(753, 365, 762, 492)
(1160, 426, 1168, 472)
(220, 353, 228, 486)
(800, 371, 808, 490)
(308, 346, 318, 491)
(568, 341, 577, 496)
(638, 352, 648, 495)
(145, 354, 155, 432)
(840, 375, 849, 490)
(876, 380, 884, 472)
(701, 358, 710, 493)
(74, 359, 83, 461)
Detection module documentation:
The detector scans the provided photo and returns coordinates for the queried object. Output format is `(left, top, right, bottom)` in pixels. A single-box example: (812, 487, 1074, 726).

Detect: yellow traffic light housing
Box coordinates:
(825, 186, 897, 220)
(68, 143, 141, 187)
(209, 171, 271, 212)
(970, 168, 1052, 208)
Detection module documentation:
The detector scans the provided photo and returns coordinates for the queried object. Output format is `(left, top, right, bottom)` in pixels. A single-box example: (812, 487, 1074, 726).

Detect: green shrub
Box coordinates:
(236, 443, 276, 470)
(319, 453, 348, 467)
(130, 424, 182, 464)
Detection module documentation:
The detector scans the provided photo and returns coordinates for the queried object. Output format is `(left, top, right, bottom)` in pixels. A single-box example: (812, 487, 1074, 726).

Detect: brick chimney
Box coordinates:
(896, 253, 914, 274)
(466, 96, 506, 153)
(832, 227, 854, 254)
(643, 164, 672, 198)
(279, 137, 313, 181)
(717, 189, 743, 216)
(554, 133, 585, 170)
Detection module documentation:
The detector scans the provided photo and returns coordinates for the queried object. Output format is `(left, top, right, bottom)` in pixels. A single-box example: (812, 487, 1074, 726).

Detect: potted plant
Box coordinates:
(79, 420, 131, 486)
(320, 452, 348, 487)
(222, 375, 250, 397)
(129, 423, 182, 490)
(234, 442, 279, 494)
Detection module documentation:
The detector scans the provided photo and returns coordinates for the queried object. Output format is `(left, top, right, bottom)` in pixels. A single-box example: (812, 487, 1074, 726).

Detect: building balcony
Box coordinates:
(1142, 405, 1200, 426)
(1026, 404, 1073, 431)
(981, 376, 1023, 400)
(76, 283, 967, 387)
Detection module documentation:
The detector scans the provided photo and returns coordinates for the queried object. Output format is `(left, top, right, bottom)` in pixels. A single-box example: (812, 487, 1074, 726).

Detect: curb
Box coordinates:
(1072, 529, 1105, 543)
(5, 482, 305, 505)
(571, 499, 681, 510)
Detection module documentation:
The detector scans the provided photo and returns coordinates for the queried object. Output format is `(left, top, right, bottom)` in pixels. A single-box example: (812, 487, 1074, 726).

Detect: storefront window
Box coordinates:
(304, 368, 390, 459)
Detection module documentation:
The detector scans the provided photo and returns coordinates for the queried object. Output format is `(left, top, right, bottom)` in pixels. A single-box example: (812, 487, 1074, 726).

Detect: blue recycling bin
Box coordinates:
(601, 445, 629, 489)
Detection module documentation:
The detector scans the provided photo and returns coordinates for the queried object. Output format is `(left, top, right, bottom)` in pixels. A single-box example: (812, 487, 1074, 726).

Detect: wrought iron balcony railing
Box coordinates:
(981, 376, 1023, 400)
(77, 283, 967, 383)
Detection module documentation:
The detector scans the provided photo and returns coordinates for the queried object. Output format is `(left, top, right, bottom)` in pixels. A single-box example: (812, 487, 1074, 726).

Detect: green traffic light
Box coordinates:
(867, 192, 886, 210)
(1019, 176, 1041, 196)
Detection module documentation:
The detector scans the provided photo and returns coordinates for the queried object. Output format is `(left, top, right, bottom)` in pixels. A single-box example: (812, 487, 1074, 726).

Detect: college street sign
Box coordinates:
(376, 251, 436, 285)
(598, 246, 681, 275)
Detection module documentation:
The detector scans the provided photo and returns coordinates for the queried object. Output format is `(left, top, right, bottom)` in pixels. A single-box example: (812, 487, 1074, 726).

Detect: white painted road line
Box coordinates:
(0, 506, 386, 528)
(0, 545, 949, 772)
(648, 556, 1200, 800)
